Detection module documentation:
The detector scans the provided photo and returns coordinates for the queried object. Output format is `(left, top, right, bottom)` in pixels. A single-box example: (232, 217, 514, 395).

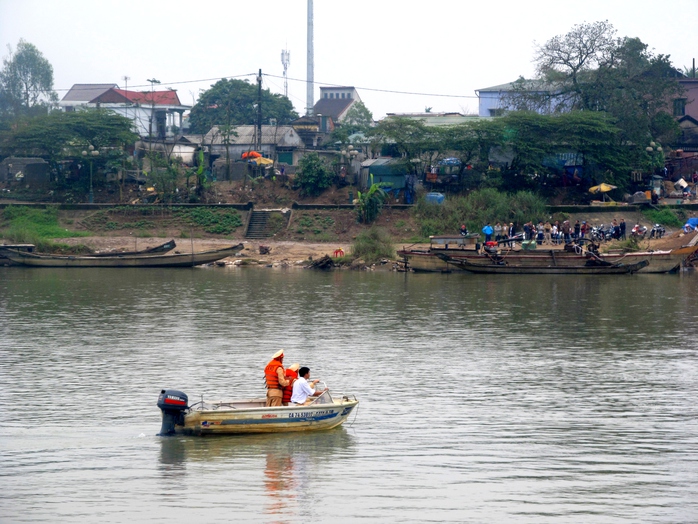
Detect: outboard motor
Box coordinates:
(157, 389, 188, 436)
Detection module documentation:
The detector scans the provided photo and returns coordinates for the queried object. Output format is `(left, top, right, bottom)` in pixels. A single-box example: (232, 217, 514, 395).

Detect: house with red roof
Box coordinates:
(59, 83, 190, 139)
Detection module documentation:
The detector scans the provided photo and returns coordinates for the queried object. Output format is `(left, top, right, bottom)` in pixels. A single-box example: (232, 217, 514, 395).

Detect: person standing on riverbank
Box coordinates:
(264, 350, 289, 407)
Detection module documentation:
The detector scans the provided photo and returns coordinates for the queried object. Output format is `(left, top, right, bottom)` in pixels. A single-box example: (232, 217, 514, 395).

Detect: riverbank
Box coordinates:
(53, 236, 353, 266)
(52, 227, 698, 267)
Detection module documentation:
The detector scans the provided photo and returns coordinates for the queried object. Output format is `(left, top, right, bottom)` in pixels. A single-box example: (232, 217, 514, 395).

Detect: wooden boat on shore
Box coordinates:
(88, 239, 176, 257)
(437, 253, 649, 274)
(157, 388, 359, 436)
(599, 244, 698, 273)
(0, 243, 243, 268)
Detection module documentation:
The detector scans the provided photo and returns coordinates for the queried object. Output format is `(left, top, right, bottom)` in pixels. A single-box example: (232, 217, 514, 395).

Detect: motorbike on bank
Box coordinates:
(590, 224, 615, 242)
(631, 224, 648, 240)
(649, 224, 666, 239)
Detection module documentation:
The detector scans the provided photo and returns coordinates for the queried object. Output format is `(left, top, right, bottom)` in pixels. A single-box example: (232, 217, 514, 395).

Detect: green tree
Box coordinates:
(296, 152, 333, 197)
(341, 101, 373, 136)
(188, 78, 298, 134)
(0, 109, 137, 191)
(368, 116, 443, 175)
(509, 22, 682, 149)
(0, 40, 58, 120)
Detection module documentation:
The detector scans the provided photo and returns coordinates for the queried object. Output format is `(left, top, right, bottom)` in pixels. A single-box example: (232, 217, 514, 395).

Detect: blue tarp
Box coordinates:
(439, 157, 461, 166)
(425, 192, 445, 204)
(685, 218, 698, 228)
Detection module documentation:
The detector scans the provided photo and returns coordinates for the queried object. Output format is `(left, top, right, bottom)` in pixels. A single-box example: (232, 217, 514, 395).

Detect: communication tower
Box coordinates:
(306, 0, 314, 115)
(281, 48, 290, 99)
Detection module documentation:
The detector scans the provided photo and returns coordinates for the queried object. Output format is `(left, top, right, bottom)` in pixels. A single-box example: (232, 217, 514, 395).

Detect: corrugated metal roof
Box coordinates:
(60, 84, 117, 102)
(204, 125, 303, 146)
(312, 98, 354, 121)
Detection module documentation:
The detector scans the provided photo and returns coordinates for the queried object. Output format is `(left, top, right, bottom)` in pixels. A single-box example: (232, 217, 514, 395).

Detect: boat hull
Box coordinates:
(399, 247, 590, 272)
(440, 255, 649, 274)
(600, 245, 698, 273)
(173, 397, 359, 436)
(0, 243, 243, 268)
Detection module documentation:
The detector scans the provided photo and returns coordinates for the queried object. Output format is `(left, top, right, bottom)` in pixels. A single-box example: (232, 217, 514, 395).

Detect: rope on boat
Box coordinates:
(346, 400, 360, 429)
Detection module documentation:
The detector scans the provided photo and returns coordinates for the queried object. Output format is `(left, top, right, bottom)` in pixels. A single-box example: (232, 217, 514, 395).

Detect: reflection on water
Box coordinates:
(1, 268, 697, 523)
(157, 429, 355, 520)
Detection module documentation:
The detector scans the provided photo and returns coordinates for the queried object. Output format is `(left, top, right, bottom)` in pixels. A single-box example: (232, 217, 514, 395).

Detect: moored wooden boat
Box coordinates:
(399, 235, 594, 272)
(0, 243, 35, 266)
(0, 243, 243, 268)
(157, 388, 359, 436)
(437, 253, 649, 274)
(88, 239, 176, 257)
(599, 244, 698, 273)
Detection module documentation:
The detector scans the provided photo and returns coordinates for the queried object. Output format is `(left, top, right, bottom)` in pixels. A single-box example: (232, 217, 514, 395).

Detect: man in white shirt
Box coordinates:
(290, 367, 326, 405)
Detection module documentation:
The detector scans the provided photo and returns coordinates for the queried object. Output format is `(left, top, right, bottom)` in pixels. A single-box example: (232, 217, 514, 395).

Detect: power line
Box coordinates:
(54, 71, 479, 100)
(263, 73, 479, 99)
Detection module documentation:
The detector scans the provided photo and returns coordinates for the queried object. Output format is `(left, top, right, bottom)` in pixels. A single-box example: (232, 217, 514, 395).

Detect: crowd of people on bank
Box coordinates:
(263, 350, 327, 407)
(477, 218, 630, 246)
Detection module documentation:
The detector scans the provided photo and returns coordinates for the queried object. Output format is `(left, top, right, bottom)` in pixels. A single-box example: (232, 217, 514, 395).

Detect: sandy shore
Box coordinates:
(54, 236, 355, 266)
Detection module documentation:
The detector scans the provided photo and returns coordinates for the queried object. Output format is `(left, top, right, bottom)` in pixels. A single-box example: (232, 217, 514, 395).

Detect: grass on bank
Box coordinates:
(1, 206, 91, 252)
(642, 207, 685, 228)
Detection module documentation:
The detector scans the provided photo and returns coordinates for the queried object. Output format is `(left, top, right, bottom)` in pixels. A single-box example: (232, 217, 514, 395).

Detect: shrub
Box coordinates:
(296, 153, 334, 197)
(351, 227, 394, 263)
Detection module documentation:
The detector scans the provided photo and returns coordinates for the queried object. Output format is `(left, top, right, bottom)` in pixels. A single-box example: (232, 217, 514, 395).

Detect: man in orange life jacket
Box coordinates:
(264, 349, 290, 407)
(282, 363, 300, 406)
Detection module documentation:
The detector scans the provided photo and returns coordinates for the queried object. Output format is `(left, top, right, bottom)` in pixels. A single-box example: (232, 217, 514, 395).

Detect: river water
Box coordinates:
(1, 267, 697, 523)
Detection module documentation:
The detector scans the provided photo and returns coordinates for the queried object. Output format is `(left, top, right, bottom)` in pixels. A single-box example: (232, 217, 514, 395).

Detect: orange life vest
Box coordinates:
(282, 369, 298, 404)
(264, 359, 284, 389)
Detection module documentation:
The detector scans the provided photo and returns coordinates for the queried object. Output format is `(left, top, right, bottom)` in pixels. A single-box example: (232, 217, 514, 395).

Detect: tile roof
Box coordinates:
(112, 89, 182, 106)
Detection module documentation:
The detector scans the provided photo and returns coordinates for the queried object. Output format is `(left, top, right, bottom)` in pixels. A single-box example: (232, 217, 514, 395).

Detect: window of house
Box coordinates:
(324, 93, 328, 98)
(341, 93, 345, 99)
(673, 98, 686, 117)
(347, 93, 352, 99)
(489, 108, 504, 117)
(330, 93, 334, 99)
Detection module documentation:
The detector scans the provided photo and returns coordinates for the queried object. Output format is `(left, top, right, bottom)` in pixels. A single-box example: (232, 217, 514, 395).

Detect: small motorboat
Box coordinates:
(157, 387, 359, 436)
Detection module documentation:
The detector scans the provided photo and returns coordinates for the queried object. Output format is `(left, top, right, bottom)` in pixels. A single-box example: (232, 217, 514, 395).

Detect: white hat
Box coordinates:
(272, 349, 284, 359)
(288, 363, 300, 371)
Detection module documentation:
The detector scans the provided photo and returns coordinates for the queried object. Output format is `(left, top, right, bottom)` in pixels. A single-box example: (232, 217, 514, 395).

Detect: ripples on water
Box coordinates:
(1, 268, 697, 523)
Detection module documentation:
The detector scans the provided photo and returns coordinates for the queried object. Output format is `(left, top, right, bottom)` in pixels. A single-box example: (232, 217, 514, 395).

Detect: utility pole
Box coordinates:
(147, 78, 160, 158)
(122, 75, 130, 119)
(256, 69, 262, 152)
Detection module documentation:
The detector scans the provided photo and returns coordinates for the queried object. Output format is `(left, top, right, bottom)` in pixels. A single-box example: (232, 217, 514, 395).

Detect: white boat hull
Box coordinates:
(172, 396, 359, 436)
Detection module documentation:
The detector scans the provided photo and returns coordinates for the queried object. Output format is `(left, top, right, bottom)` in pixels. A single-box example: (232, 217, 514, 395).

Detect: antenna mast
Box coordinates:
(281, 48, 290, 98)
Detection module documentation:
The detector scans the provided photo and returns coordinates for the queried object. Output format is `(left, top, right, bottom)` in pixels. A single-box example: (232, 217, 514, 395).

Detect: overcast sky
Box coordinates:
(1, 0, 696, 120)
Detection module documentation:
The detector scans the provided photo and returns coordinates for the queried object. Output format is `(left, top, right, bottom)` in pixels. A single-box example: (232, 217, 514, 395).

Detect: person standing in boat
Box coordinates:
(282, 363, 301, 406)
(290, 367, 326, 405)
(264, 349, 290, 407)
